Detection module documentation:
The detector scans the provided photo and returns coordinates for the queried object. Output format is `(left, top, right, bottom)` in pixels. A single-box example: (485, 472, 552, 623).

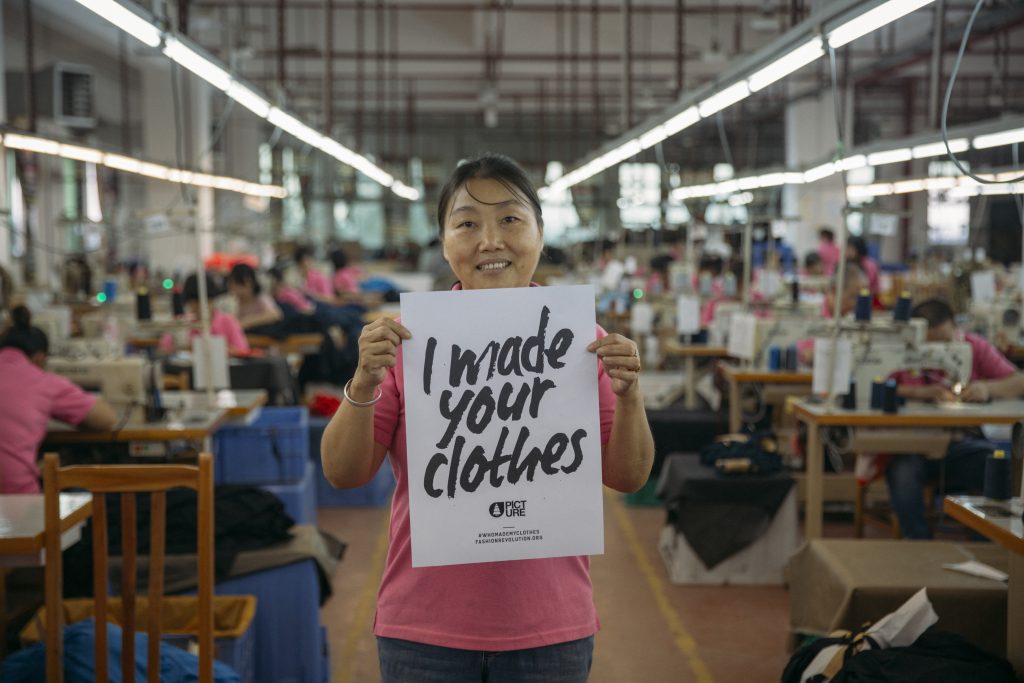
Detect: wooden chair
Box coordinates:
(43, 452, 214, 683)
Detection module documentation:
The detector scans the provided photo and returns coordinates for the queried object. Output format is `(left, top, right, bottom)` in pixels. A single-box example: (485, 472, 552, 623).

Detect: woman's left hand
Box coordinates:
(587, 334, 642, 397)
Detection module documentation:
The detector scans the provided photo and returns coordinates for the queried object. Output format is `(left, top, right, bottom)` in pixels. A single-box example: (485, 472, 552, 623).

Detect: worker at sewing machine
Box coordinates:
(183, 272, 251, 356)
(0, 306, 118, 493)
(885, 298, 1024, 539)
(227, 263, 284, 331)
(796, 261, 874, 365)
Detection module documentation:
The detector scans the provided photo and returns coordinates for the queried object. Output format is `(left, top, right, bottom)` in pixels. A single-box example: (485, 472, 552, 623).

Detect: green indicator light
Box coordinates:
(163, 278, 174, 290)
(633, 288, 644, 299)
(96, 292, 107, 303)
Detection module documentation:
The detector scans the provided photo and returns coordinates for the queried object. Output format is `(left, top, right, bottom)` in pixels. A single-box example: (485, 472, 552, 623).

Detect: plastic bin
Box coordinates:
(309, 416, 396, 507)
(261, 461, 317, 524)
(215, 407, 309, 484)
(21, 595, 257, 683)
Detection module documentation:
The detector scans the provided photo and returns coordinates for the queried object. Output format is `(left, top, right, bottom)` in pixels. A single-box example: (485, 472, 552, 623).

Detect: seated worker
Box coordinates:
(797, 261, 871, 365)
(183, 272, 251, 356)
(0, 306, 117, 493)
(886, 299, 1024, 539)
(846, 235, 880, 297)
(227, 263, 284, 330)
(295, 245, 335, 303)
(802, 251, 824, 277)
(817, 227, 840, 275)
(330, 248, 363, 296)
(269, 266, 316, 316)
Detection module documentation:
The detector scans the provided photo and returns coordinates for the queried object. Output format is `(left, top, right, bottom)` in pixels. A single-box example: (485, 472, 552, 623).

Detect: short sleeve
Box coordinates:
(373, 342, 404, 450)
(259, 294, 282, 317)
(595, 325, 617, 445)
(968, 334, 1017, 381)
(48, 374, 98, 426)
(214, 313, 250, 353)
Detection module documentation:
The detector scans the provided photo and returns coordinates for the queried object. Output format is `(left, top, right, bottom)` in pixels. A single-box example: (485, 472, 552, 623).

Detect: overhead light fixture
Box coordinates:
(137, 161, 171, 180)
(60, 143, 104, 164)
(748, 37, 825, 92)
(268, 107, 324, 148)
(72, 0, 161, 47)
(226, 82, 271, 118)
(836, 154, 867, 171)
(973, 127, 1024, 150)
(737, 177, 761, 191)
(3, 133, 61, 155)
(892, 179, 927, 194)
(103, 153, 143, 174)
(639, 126, 668, 150)
(163, 37, 232, 92)
(912, 139, 968, 159)
(755, 172, 788, 188)
(804, 162, 836, 183)
(662, 107, 701, 136)
(866, 148, 912, 166)
(827, 0, 936, 49)
(698, 81, 751, 118)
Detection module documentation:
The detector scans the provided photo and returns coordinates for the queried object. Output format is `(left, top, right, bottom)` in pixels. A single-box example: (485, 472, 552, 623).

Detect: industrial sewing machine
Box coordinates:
(966, 300, 1022, 350)
(48, 356, 164, 423)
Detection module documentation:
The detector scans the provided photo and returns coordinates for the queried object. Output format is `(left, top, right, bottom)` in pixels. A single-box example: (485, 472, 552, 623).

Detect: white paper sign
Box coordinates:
(191, 335, 229, 389)
(970, 270, 996, 304)
(676, 295, 701, 335)
(630, 302, 655, 335)
(400, 285, 605, 567)
(727, 312, 758, 360)
(812, 337, 853, 395)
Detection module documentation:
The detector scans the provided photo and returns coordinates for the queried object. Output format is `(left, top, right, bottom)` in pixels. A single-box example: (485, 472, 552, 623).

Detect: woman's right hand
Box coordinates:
(349, 318, 412, 400)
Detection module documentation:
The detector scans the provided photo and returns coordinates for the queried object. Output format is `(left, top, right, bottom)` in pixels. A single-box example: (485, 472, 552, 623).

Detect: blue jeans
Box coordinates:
(377, 635, 594, 683)
(886, 438, 992, 539)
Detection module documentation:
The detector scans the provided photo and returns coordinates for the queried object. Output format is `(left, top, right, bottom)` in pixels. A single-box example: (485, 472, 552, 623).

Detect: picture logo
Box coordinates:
(489, 500, 526, 518)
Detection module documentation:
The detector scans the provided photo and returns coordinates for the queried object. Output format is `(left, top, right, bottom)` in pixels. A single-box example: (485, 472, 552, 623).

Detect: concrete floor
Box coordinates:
(318, 494, 795, 683)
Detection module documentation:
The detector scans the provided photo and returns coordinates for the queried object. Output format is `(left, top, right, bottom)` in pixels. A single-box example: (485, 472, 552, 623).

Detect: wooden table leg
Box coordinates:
(1009, 551, 1023, 680)
(729, 377, 741, 433)
(805, 421, 824, 540)
(684, 356, 697, 410)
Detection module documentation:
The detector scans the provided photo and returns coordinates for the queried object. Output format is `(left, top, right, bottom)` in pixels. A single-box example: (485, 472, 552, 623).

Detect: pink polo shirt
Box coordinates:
(333, 267, 362, 295)
(0, 348, 97, 493)
(371, 316, 617, 651)
(818, 242, 840, 275)
(189, 310, 250, 355)
(303, 268, 334, 299)
(275, 286, 315, 314)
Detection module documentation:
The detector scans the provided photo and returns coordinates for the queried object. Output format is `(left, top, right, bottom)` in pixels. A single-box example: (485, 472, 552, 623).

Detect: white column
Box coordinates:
(193, 79, 214, 261)
(0, 0, 9, 272)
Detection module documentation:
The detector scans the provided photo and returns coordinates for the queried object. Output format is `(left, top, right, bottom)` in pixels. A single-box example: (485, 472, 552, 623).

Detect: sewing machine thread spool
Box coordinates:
(841, 379, 857, 409)
(102, 279, 117, 303)
(893, 292, 912, 322)
(790, 280, 800, 304)
(136, 288, 152, 321)
(172, 290, 185, 317)
(870, 376, 886, 410)
(854, 289, 872, 322)
(768, 346, 781, 370)
(786, 344, 798, 371)
(983, 450, 1012, 500)
(882, 378, 899, 413)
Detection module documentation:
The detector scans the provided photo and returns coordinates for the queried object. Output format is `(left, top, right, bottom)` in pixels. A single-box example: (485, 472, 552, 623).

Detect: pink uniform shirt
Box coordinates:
(0, 348, 97, 493)
(303, 268, 334, 299)
(189, 310, 250, 354)
(333, 267, 362, 295)
(818, 242, 841, 275)
(371, 317, 617, 651)
(237, 294, 281, 323)
(860, 257, 881, 296)
(275, 287, 315, 314)
(890, 332, 1016, 386)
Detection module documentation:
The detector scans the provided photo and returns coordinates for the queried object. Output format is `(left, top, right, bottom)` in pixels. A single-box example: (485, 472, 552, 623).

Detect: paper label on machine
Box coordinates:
(401, 286, 604, 567)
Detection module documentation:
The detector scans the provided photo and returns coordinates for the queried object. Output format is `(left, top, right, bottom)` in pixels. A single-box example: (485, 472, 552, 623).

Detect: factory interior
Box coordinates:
(1, 0, 1024, 681)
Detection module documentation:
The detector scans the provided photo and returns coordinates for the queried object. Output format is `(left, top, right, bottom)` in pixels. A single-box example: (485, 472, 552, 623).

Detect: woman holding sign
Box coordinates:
(322, 154, 654, 682)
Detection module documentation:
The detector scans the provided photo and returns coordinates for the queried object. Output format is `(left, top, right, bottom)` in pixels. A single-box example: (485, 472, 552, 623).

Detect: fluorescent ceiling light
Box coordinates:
(391, 181, 421, 201)
(836, 154, 867, 171)
(226, 82, 271, 118)
(804, 162, 836, 183)
(892, 179, 926, 194)
(60, 144, 104, 164)
(912, 139, 968, 159)
(867, 148, 912, 166)
(748, 37, 824, 92)
(663, 107, 701, 136)
(828, 0, 936, 49)
(924, 177, 957, 190)
(973, 127, 1024, 150)
(755, 172, 787, 187)
(698, 82, 751, 118)
(4, 133, 60, 155)
(268, 107, 324, 147)
(639, 126, 668, 150)
(783, 172, 806, 184)
(163, 37, 232, 91)
(73, 0, 161, 47)
(137, 162, 171, 180)
(736, 177, 760, 191)
(103, 153, 142, 173)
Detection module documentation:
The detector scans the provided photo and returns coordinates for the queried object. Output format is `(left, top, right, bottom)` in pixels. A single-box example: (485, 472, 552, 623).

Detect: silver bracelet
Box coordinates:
(343, 379, 383, 407)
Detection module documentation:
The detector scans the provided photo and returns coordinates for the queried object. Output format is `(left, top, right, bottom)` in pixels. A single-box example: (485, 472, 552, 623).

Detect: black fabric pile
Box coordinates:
(63, 485, 295, 598)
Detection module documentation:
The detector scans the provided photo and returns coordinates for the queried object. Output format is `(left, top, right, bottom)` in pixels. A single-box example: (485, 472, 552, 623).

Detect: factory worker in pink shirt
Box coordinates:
(320, 154, 654, 682)
(183, 272, 251, 356)
(0, 307, 117, 493)
(294, 245, 335, 302)
(817, 227, 841, 275)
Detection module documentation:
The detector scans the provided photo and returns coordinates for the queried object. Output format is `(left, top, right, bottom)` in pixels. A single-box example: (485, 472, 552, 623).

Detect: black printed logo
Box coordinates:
(489, 502, 505, 518)
(489, 500, 526, 518)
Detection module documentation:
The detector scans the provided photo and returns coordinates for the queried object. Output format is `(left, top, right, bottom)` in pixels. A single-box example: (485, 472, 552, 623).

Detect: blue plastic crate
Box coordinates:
(214, 559, 324, 683)
(261, 461, 317, 524)
(309, 416, 396, 507)
(215, 407, 309, 484)
(319, 625, 331, 683)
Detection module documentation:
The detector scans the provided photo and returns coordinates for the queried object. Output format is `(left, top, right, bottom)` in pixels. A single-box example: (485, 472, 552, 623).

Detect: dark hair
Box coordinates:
(804, 252, 822, 269)
(268, 266, 285, 284)
(436, 154, 543, 234)
(818, 228, 835, 242)
(847, 235, 869, 259)
(228, 263, 262, 295)
(1, 305, 49, 356)
(294, 245, 314, 263)
(698, 255, 724, 276)
(329, 248, 349, 270)
(182, 271, 223, 303)
(911, 299, 955, 329)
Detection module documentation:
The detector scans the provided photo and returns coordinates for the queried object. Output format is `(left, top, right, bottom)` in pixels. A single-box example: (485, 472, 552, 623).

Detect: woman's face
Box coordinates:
(441, 178, 543, 291)
(228, 278, 253, 299)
